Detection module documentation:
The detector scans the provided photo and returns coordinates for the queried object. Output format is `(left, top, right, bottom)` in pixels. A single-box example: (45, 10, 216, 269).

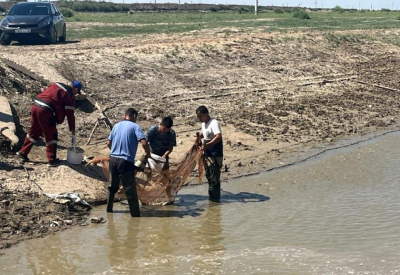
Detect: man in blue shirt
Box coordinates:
(107, 108, 151, 217)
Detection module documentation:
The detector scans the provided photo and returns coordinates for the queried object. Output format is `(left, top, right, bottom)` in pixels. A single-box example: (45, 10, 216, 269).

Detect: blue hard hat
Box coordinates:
(72, 80, 82, 92)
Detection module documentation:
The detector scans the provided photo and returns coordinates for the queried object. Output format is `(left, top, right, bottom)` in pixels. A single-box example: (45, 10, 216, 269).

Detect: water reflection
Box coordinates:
(24, 227, 80, 275)
(196, 202, 225, 273)
(106, 215, 140, 271)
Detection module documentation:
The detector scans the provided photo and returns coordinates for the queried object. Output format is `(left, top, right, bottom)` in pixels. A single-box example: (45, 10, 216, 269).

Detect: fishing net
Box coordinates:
(89, 144, 204, 205)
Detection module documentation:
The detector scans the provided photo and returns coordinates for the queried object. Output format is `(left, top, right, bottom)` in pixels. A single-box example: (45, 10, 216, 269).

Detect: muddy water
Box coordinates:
(2, 133, 400, 275)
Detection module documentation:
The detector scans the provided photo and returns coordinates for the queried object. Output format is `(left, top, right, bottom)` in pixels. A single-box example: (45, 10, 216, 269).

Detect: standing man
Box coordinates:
(195, 106, 223, 202)
(107, 108, 151, 217)
(16, 81, 82, 167)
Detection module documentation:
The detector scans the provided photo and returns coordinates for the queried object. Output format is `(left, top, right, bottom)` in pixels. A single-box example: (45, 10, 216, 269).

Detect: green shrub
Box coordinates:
(332, 5, 345, 13)
(239, 7, 251, 13)
(121, 5, 130, 12)
(210, 6, 219, 12)
(60, 7, 74, 18)
(396, 15, 400, 20)
(293, 10, 310, 19)
(274, 8, 284, 14)
(284, 9, 292, 13)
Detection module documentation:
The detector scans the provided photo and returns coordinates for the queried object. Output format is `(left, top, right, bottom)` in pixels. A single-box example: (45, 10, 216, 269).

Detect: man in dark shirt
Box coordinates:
(135, 117, 176, 204)
(136, 116, 177, 171)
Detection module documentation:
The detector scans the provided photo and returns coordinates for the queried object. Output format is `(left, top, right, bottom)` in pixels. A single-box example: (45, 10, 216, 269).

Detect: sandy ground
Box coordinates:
(2, 27, 400, 249)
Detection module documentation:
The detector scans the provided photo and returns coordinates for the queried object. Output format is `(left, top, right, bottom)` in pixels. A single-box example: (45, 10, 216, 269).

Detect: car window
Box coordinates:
(50, 4, 56, 15)
(53, 5, 60, 14)
(9, 4, 50, 16)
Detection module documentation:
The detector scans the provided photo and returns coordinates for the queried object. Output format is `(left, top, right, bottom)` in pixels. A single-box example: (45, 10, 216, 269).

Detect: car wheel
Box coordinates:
(0, 34, 11, 46)
(47, 27, 57, 44)
(59, 25, 66, 42)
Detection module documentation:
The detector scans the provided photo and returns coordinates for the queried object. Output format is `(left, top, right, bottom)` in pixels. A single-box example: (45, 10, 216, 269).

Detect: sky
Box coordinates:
(106, 0, 399, 10)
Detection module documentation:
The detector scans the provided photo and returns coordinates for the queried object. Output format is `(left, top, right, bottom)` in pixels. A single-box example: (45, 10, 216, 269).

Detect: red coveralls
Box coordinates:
(20, 83, 76, 162)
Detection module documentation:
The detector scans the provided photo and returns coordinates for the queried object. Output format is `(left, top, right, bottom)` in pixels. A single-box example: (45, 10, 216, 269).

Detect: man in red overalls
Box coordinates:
(16, 81, 82, 167)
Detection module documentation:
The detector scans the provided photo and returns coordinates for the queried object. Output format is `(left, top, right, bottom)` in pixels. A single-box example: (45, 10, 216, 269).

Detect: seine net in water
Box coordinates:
(90, 145, 204, 205)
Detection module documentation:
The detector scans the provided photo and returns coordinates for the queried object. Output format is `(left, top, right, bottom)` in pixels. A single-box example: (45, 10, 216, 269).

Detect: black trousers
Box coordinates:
(108, 156, 140, 217)
(108, 156, 135, 194)
(203, 155, 223, 202)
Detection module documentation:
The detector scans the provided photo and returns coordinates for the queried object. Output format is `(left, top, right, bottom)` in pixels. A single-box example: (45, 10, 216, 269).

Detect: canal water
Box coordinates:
(1, 132, 400, 274)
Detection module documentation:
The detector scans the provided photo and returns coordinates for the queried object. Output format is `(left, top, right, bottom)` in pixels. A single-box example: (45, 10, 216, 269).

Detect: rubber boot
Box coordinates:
(120, 171, 140, 217)
(209, 181, 221, 203)
(107, 187, 115, 213)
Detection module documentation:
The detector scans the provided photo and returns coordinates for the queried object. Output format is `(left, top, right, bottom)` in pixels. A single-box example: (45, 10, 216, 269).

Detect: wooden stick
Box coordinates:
(86, 120, 99, 145)
(24, 167, 44, 192)
(357, 80, 400, 93)
(95, 101, 113, 130)
(103, 103, 118, 113)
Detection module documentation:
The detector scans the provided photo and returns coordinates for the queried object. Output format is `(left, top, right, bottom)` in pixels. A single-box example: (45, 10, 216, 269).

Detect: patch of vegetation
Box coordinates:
(59, 1, 130, 13)
(332, 5, 345, 13)
(293, 10, 310, 19)
(380, 33, 400, 47)
(62, 10, 400, 40)
(59, 7, 74, 18)
(324, 33, 374, 47)
(210, 6, 219, 12)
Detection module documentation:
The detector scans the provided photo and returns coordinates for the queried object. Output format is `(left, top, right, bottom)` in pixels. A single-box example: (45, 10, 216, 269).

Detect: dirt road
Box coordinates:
(1, 28, 400, 248)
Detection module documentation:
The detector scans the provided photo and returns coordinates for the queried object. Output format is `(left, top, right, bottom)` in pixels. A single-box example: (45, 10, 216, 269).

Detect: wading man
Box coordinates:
(107, 108, 151, 217)
(195, 106, 223, 202)
(136, 117, 177, 202)
(16, 81, 82, 167)
(136, 117, 176, 171)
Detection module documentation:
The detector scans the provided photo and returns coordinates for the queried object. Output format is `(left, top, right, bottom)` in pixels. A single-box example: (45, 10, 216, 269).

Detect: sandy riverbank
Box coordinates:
(2, 28, 400, 249)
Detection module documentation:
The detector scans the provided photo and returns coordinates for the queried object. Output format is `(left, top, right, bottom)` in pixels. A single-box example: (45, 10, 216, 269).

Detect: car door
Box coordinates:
(50, 4, 62, 35)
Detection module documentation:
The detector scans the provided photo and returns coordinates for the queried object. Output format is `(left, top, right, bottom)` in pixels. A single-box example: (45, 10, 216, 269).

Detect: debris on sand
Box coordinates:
(0, 183, 90, 250)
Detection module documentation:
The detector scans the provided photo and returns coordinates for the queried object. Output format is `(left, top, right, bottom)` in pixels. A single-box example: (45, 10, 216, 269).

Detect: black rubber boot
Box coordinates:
(209, 181, 221, 202)
(107, 187, 115, 213)
(120, 171, 140, 217)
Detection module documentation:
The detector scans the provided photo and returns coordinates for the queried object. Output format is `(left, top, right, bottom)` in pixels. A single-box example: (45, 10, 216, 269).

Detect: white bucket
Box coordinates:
(67, 147, 84, 165)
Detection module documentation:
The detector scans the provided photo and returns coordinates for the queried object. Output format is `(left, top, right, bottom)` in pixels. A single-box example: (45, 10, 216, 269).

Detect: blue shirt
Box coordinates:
(108, 120, 145, 163)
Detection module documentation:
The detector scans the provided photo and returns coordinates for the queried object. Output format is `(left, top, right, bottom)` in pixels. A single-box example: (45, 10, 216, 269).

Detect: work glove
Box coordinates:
(71, 135, 77, 146)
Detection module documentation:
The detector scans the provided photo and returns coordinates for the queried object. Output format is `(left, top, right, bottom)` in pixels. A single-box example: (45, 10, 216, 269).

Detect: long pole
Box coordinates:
(255, 0, 258, 15)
